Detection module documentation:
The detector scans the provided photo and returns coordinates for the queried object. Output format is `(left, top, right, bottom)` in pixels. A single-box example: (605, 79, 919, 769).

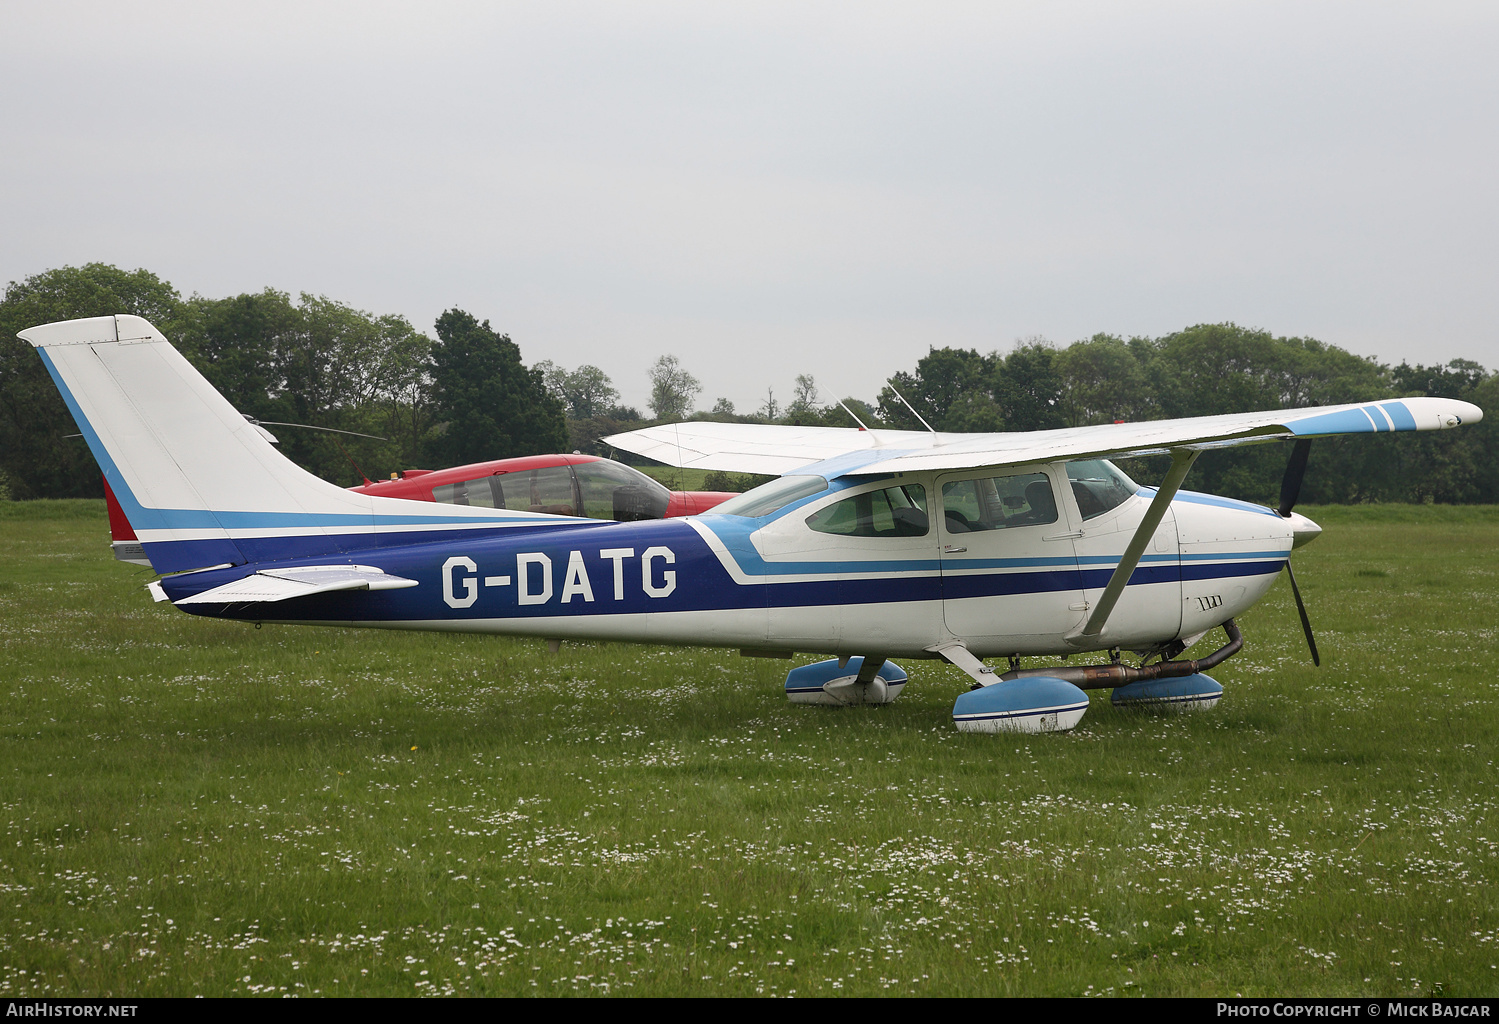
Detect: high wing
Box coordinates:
(605, 398, 1482, 477)
(603, 422, 944, 476)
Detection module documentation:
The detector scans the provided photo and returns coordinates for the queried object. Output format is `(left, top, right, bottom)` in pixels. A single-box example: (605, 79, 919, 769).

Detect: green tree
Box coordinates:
(1055, 334, 1150, 426)
(1363, 357, 1493, 504)
(877, 347, 992, 431)
(1147, 324, 1394, 503)
(370, 318, 437, 470)
(175, 291, 435, 484)
(537, 363, 619, 420)
(942, 391, 1006, 431)
(821, 397, 885, 430)
(1152, 323, 1388, 419)
(534, 360, 569, 407)
(427, 310, 566, 467)
(1392, 359, 1488, 400)
(174, 289, 298, 421)
(1464, 374, 1499, 502)
(647, 355, 701, 420)
(992, 340, 1067, 432)
(758, 387, 780, 422)
(0, 264, 184, 498)
(787, 374, 820, 413)
(571, 366, 618, 420)
(779, 374, 829, 426)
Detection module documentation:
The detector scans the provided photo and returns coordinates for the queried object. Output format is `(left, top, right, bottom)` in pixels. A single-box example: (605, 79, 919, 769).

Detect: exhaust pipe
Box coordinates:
(997, 619, 1243, 691)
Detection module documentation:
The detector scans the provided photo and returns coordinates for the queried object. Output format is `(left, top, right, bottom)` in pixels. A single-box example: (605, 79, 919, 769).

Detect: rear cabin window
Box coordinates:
(1065, 459, 1139, 520)
(940, 472, 1058, 532)
(434, 466, 578, 515)
(806, 484, 929, 537)
(432, 477, 502, 508)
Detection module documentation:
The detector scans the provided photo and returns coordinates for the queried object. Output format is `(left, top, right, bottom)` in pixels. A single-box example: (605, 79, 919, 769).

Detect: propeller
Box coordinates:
(1277, 438, 1312, 517)
(1282, 561, 1321, 667)
(1275, 438, 1320, 666)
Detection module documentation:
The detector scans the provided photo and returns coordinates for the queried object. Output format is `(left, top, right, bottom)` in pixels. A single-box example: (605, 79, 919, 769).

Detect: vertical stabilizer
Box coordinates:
(20, 315, 379, 572)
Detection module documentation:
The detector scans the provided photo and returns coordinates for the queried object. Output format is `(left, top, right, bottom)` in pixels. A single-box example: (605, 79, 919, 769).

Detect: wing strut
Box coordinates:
(1073, 448, 1200, 641)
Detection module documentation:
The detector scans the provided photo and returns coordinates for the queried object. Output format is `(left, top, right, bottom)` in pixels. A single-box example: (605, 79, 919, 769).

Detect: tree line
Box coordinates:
(1, 263, 1494, 506)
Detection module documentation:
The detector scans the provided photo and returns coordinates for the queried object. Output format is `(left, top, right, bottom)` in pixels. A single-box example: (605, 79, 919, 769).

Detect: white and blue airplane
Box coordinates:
(20, 314, 1483, 734)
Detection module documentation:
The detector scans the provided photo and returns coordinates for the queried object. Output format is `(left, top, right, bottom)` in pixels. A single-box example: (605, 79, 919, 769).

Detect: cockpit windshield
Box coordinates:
(573, 460, 670, 521)
(1065, 459, 1139, 520)
(708, 475, 829, 519)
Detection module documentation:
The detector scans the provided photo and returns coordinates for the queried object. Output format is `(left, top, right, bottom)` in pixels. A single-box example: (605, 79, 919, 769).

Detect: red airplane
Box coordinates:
(104, 454, 737, 567)
(349, 453, 737, 520)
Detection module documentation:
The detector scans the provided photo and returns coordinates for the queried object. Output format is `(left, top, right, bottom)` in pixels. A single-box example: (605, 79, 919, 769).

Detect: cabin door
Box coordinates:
(936, 466, 1087, 651)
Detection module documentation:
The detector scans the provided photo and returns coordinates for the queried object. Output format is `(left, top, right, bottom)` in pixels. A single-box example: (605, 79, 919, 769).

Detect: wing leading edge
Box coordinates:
(605, 397, 1481, 478)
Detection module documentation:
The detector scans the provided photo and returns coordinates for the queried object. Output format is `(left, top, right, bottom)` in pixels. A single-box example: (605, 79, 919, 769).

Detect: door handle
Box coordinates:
(943, 544, 967, 553)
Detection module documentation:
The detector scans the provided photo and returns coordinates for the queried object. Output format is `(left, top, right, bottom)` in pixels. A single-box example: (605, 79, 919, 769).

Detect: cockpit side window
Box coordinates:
(497, 467, 578, 515)
(940, 472, 1057, 532)
(1065, 459, 1139, 520)
(806, 484, 929, 537)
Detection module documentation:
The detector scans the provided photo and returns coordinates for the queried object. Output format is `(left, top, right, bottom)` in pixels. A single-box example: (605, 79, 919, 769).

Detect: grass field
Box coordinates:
(0, 500, 1496, 997)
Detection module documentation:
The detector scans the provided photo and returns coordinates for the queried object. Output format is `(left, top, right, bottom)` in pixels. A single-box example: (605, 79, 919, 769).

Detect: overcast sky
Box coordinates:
(3, 2, 1496, 413)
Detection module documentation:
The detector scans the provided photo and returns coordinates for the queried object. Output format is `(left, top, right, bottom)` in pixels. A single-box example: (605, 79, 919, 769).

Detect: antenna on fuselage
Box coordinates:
(817, 385, 886, 445)
(673, 419, 686, 488)
(836, 398, 871, 431)
(887, 384, 937, 434)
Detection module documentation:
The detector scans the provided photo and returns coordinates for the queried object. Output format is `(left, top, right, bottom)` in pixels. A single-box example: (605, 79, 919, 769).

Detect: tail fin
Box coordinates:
(21, 315, 546, 573)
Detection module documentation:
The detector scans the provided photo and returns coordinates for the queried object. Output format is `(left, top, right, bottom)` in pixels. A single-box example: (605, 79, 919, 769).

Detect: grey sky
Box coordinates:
(3, 2, 1496, 414)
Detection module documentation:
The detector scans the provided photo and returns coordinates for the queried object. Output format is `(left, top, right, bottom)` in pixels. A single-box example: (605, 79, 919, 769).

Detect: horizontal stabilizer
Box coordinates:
(172, 564, 419, 605)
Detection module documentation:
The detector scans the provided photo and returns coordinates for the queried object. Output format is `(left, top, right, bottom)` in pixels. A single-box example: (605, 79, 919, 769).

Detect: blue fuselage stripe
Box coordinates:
(161, 512, 1285, 625)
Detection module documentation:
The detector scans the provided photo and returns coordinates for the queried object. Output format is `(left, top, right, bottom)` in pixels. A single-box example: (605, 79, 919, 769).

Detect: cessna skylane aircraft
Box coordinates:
(22, 314, 1483, 733)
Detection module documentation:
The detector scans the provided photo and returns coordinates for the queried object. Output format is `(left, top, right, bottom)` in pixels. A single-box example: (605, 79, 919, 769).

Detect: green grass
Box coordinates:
(0, 500, 1496, 996)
